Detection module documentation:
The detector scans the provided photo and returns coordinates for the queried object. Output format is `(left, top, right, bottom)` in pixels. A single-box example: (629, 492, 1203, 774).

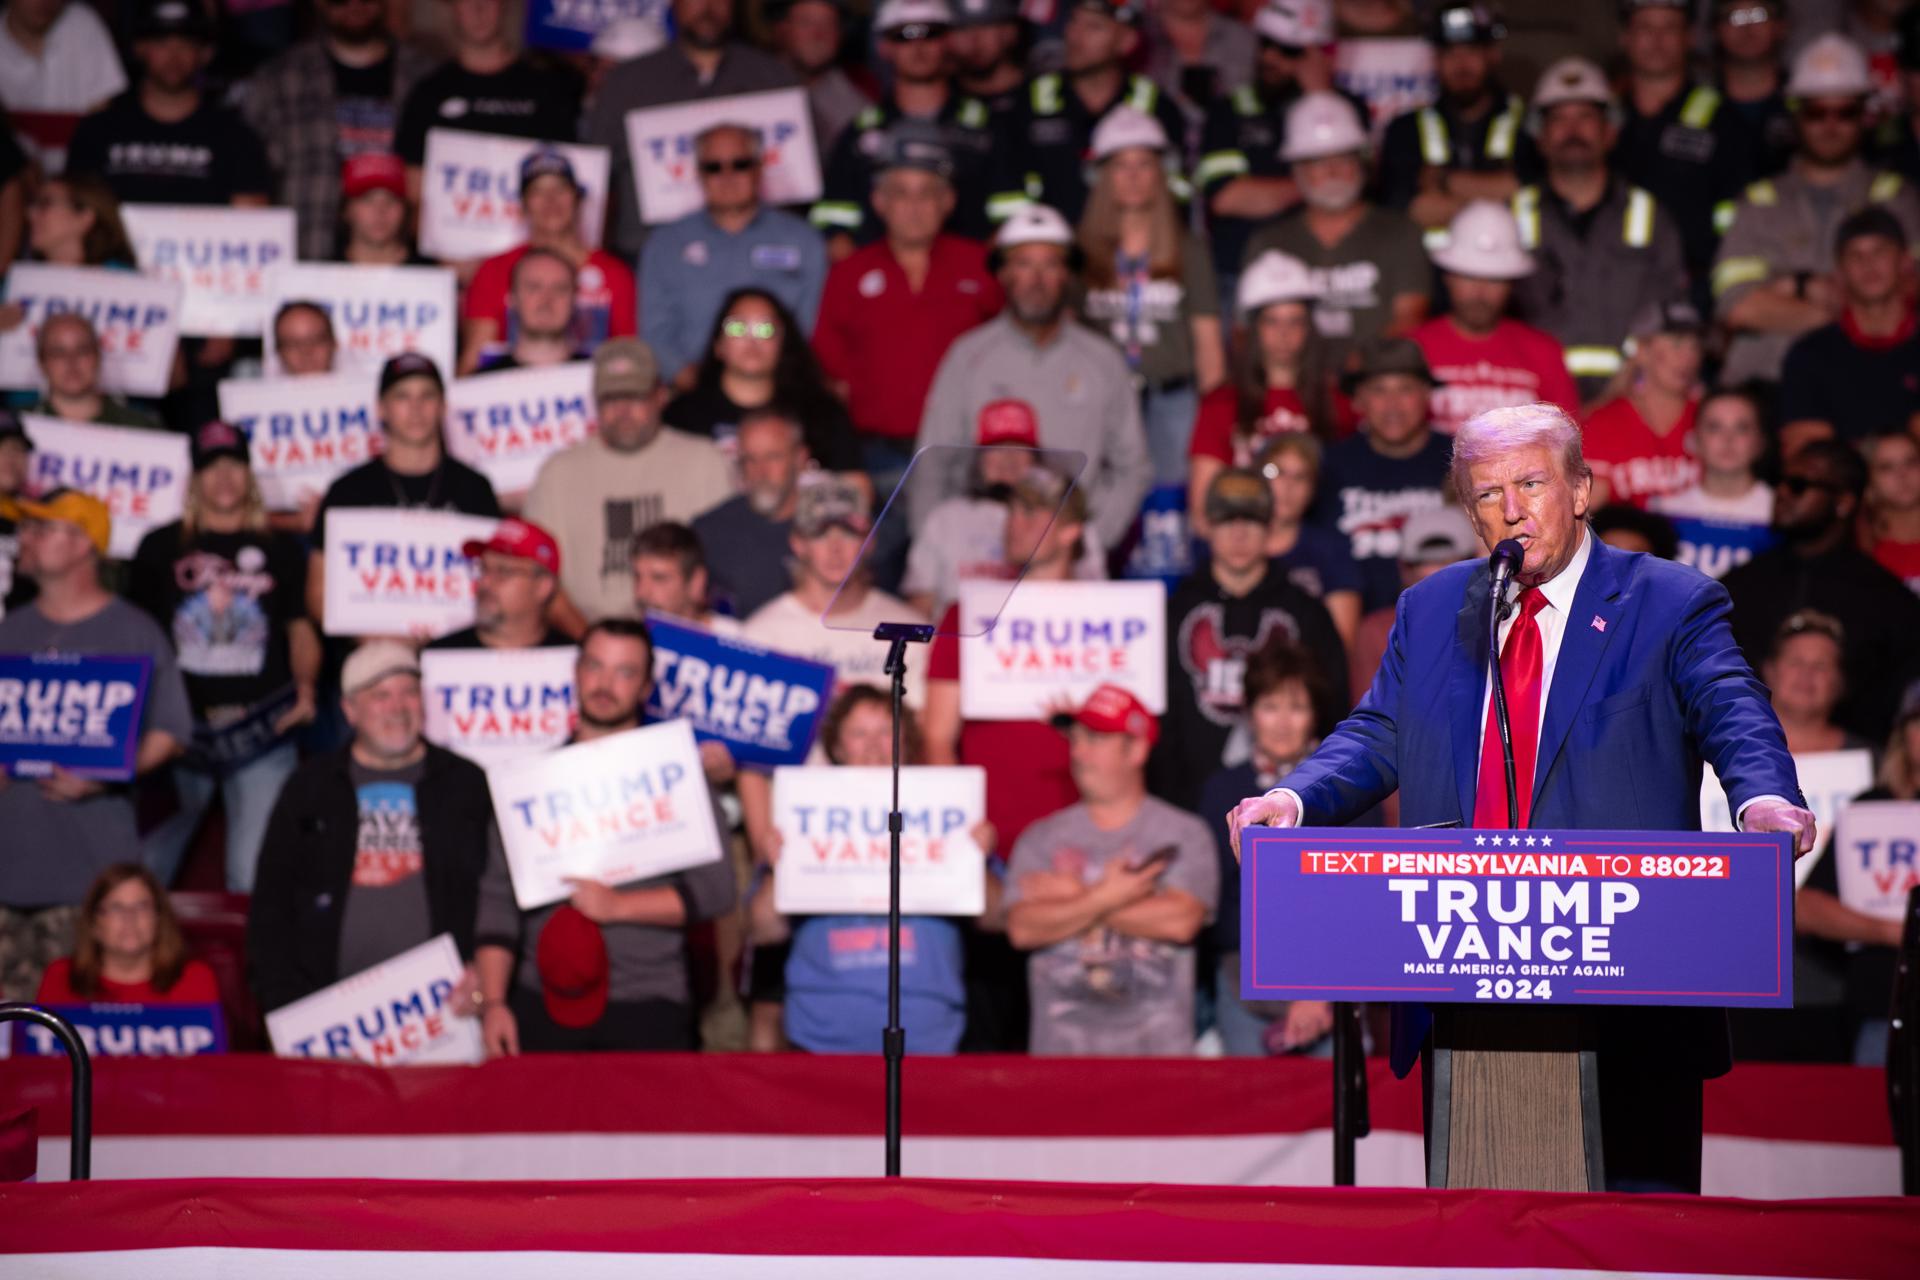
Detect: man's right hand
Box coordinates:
(1228, 791, 1300, 862)
(482, 1003, 519, 1059)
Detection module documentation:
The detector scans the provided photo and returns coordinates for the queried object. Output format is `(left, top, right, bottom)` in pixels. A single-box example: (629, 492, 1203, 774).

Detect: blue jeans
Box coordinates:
(143, 740, 299, 892)
(1215, 953, 1334, 1058)
(1142, 384, 1200, 490)
(1854, 1017, 1891, 1067)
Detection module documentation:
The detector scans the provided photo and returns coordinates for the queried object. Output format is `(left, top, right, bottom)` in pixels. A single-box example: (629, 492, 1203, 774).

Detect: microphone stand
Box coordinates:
(875, 621, 933, 1178)
(1488, 578, 1520, 828)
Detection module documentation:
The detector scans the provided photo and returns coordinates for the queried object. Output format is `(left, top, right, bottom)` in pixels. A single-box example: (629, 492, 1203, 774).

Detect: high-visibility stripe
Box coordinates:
(1679, 85, 1720, 129)
(1711, 256, 1769, 296)
(986, 192, 1030, 220)
(1196, 150, 1250, 185)
(1126, 76, 1157, 114)
(1712, 199, 1737, 234)
(1233, 85, 1262, 117)
(1870, 171, 1903, 202)
(1032, 75, 1062, 115)
(1023, 171, 1043, 198)
(1168, 172, 1193, 201)
(1623, 188, 1654, 247)
(957, 98, 988, 130)
(1421, 226, 1451, 251)
(1565, 346, 1623, 376)
(1485, 99, 1522, 161)
(854, 106, 884, 130)
(809, 202, 864, 230)
(1416, 109, 1449, 166)
(1512, 187, 1540, 248)
(1745, 179, 1777, 206)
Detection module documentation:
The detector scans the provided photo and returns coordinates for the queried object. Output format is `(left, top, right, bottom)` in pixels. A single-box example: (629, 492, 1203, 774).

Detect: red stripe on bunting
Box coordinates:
(0, 1177, 1914, 1277)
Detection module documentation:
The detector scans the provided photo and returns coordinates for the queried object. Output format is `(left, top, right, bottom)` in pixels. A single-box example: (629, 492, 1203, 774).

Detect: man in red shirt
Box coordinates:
(812, 122, 1002, 483)
(1412, 199, 1580, 435)
(1583, 299, 1705, 509)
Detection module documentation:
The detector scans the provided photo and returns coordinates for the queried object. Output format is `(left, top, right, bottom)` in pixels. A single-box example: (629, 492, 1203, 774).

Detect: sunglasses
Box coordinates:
(1778, 475, 1838, 495)
(885, 22, 950, 41)
(699, 157, 759, 176)
(723, 318, 779, 341)
(1799, 103, 1864, 124)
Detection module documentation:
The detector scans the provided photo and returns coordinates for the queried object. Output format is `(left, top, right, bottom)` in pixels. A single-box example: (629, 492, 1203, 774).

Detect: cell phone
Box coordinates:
(1128, 845, 1178, 875)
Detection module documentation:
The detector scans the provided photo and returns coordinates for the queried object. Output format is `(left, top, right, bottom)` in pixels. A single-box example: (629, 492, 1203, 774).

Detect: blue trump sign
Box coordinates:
(19, 1004, 226, 1057)
(645, 615, 835, 768)
(524, 0, 668, 51)
(1241, 827, 1794, 1008)
(0, 653, 153, 780)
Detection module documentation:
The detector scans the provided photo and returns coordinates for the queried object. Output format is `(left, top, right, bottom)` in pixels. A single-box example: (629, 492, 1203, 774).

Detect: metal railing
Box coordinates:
(0, 1003, 91, 1180)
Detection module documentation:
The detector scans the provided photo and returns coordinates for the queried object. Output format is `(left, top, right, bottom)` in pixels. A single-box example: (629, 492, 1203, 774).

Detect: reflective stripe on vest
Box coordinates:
(1417, 108, 1449, 166)
(1486, 98, 1522, 161)
(1421, 226, 1451, 251)
(1712, 199, 1736, 234)
(809, 201, 864, 230)
(1679, 85, 1720, 130)
(1127, 76, 1158, 114)
(1623, 188, 1654, 248)
(1711, 255, 1769, 297)
(1196, 149, 1249, 185)
(1512, 187, 1541, 248)
(1565, 346, 1623, 377)
(1233, 85, 1262, 117)
(1032, 75, 1063, 115)
(1871, 171, 1903, 202)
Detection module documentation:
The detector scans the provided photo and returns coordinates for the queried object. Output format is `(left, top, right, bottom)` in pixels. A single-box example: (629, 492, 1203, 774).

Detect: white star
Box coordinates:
(1524, 836, 1537, 847)
(1474, 834, 1487, 846)
(1540, 835, 1552, 847)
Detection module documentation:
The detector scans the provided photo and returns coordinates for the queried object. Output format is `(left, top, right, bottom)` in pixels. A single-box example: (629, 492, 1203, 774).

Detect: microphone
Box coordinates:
(1486, 538, 1525, 828)
(1488, 538, 1524, 622)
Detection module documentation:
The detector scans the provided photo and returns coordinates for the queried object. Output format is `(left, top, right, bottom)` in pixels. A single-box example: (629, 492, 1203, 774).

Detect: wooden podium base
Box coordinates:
(1426, 1007, 1605, 1191)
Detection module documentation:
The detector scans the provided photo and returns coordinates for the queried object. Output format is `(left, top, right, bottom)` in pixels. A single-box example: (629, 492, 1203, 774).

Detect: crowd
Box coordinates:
(2, 0, 1919, 1066)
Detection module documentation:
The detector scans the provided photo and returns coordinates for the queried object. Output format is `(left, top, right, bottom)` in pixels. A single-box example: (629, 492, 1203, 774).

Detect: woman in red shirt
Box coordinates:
(36, 864, 219, 1005)
(1187, 250, 1350, 532)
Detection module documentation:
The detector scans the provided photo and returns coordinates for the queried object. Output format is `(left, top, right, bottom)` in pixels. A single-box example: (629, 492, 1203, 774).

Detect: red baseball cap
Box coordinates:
(977, 398, 1039, 448)
(463, 517, 561, 576)
(1057, 682, 1160, 746)
(342, 152, 406, 201)
(536, 906, 609, 1029)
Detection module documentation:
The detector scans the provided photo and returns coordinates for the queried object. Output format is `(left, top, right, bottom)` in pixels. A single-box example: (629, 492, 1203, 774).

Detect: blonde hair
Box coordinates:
(181, 466, 268, 540)
(1076, 157, 1184, 288)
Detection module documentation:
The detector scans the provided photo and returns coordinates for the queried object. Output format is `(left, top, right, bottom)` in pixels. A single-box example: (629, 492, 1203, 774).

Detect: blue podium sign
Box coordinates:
(1241, 827, 1794, 1008)
(17, 1003, 226, 1057)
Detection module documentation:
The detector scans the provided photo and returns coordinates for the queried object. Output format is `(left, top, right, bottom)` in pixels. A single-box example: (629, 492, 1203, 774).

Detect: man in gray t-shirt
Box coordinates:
(1005, 683, 1218, 1056)
(0, 490, 191, 999)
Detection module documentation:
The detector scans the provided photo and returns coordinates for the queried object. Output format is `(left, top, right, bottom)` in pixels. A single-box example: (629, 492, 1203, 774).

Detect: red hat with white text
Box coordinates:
(976, 398, 1039, 448)
(462, 517, 561, 576)
(1056, 682, 1161, 746)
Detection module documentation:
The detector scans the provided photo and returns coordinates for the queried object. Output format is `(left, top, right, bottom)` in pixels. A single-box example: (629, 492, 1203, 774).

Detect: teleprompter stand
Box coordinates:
(876, 621, 935, 1178)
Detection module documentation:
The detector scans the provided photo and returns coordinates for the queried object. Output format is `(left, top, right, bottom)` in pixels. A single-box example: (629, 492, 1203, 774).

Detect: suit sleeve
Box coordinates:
(1274, 590, 1408, 821)
(1668, 572, 1803, 814)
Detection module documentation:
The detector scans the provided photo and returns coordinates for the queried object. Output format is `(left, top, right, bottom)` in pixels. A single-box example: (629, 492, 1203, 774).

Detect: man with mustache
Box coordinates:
(425, 519, 569, 652)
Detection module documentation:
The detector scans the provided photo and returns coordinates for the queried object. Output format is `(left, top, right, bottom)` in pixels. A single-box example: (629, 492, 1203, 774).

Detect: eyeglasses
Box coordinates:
(1778, 474, 1839, 495)
(1799, 103, 1864, 124)
(1722, 5, 1773, 27)
(885, 22, 950, 41)
(699, 158, 759, 176)
(722, 318, 779, 341)
(98, 900, 156, 919)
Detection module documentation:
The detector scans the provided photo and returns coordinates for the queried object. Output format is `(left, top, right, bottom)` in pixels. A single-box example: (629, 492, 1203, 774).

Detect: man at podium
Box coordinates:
(1227, 402, 1815, 1193)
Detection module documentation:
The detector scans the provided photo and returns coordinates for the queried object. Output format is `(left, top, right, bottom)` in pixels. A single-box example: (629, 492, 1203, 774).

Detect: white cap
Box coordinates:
(1090, 105, 1169, 161)
(341, 640, 421, 698)
(1531, 57, 1615, 115)
(1253, 0, 1333, 46)
(591, 16, 668, 61)
(875, 0, 954, 32)
(994, 203, 1075, 249)
(1786, 33, 1872, 99)
(1281, 91, 1369, 162)
(1429, 200, 1535, 280)
(1237, 251, 1318, 317)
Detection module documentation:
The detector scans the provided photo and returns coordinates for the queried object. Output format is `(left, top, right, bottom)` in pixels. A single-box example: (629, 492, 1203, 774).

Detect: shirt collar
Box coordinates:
(1532, 524, 1592, 619)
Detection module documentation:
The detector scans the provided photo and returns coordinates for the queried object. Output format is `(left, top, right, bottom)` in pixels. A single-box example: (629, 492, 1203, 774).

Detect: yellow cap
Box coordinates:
(17, 488, 111, 556)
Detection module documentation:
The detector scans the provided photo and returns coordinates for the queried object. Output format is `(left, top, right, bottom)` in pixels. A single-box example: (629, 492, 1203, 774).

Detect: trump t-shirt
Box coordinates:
(1411, 316, 1579, 436)
(336, 759, 430, 978)
(1582, 395, 1701, 509)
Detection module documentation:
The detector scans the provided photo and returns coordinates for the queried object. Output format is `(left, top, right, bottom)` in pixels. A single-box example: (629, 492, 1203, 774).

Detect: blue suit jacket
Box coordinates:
(1276, 537, 1803, 1075)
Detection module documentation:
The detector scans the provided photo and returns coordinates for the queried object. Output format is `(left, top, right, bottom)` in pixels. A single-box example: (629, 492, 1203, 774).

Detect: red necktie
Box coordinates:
(1473, 587, 1549, 829)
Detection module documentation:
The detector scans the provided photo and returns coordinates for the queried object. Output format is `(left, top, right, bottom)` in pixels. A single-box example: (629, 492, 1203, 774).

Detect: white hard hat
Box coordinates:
(1253, 0, 1333, 47)
(591, 15, 668, 61)
(1429, 200, 1535, 280)
(1281, 91, 1369, 163)
(1530, 56, 1616, 116)
(1090, 105, 1169, 161)
(995, 203, 1075, 249)
(1786, 33, 1872, 100)
(875, 0, 955, 32)
(1237, 251, 1318, 317)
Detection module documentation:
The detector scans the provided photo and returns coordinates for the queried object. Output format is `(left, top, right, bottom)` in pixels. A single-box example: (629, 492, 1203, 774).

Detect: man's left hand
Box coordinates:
(1741, 798, 1818, 857)
(565, 877, 624, 923)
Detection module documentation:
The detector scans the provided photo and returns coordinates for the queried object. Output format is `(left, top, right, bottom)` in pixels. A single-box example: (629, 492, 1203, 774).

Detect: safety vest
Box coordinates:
(1511, 185, 1657, 381)
(1416, 95, 1523, 168)
(1030, 73, 1160, 118)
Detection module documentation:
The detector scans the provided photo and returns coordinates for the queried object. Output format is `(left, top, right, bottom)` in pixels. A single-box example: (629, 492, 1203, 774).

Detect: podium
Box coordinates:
(1241, 827, 1795, 1192)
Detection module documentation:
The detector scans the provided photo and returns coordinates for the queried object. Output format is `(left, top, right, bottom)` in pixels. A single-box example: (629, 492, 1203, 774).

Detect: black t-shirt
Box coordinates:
(424, 625, 572, 650)
(332, 53, 400, 160)
(128, 522, 309, 713)
(662, 383, 862, 474)
(313, 455, 502, 548)
(393, 57, 585, 166)
(66, 93, 272, 206)
(1309, 431, 1456, 612)
(1776, 320, 1920, 444)
(690, 494, 794, 620)
(1807, 785, 1901, 1019)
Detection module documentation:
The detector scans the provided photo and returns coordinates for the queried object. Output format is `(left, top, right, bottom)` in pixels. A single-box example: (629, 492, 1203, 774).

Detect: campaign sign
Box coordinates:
(122, 204, 298, 337)
(1333, 37, 1436, 137)
(219, 371, 384, 512)
(321, 508, 498, 639)
(0, 264, 182, 397)
(420, 131, 611, 261)
(1241, 827, 1794, 1008)
(1667, 516, 1777, 582)
(19, 1004, 225, 1058)
(184, 686, 298, 777)
(772, 765, 987, 916)
(266, 933, 483, 1066)
(646, 615, 835, 768)
(625, 89, 821, 225)
(422, 645, 578, 769)
(23, 415, 189, 558)
(489, 717, 722, 910)
(1702, 749, 1873, 889)
(525, 0, 667, 51)
(1834, 800, 1920, 923)
(958, 579, 1167, 721)
(444, 362, 597, 495)
(0, 653, 152, 780)
(263, 263, 457, 378)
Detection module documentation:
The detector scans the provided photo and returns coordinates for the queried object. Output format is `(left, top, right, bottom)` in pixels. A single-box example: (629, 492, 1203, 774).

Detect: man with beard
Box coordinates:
(1713, 0, 1794, 179)
(1507, 58, 1686, 406)
(949, 0, 1024, 116)
(1714, 34, 1920, 388)
(909, 205, 1150, 550)
(772, 0, 870, 154)
(1242, 92, 1430, 368)
(239, 0, 435, 260)
(1411, 201, 1578, 435)
(988, 0, 1189, 224)
(1723, 440, 1920, 744)
(586, 0, 798, 259)
(1376, 5, 1535, 246)
(525, 339, 733, 627)
(426, 519, 569, 651)
(811, 0, 996, 252)
(249, 641, 494, 1011)
(475, 250, 584, 373)
(691, 408, 813, 619)
(473, 618, 739, 1054)
(67, 1, 270, 207)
